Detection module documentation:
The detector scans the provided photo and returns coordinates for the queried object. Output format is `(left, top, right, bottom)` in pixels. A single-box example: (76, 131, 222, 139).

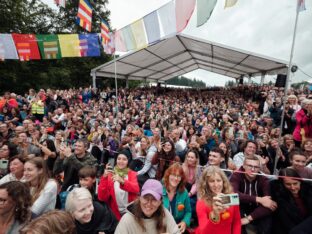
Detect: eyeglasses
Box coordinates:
(245, 164, 260, 170)
(140, 196, 159, 205)
(170, 174, 182, 179)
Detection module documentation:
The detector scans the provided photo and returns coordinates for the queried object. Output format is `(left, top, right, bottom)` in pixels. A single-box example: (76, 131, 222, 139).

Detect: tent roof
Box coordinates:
(91, 34, 288, 82)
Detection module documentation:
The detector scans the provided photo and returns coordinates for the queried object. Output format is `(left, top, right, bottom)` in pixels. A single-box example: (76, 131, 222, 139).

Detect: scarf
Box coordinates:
(114, 166, 129, 178)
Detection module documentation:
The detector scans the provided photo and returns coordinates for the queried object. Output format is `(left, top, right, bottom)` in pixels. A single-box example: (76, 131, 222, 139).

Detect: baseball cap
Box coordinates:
(141, 179, 163, 201)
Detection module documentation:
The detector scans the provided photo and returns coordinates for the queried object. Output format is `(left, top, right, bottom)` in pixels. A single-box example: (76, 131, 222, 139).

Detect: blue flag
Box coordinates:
(78, 34, 100, 57)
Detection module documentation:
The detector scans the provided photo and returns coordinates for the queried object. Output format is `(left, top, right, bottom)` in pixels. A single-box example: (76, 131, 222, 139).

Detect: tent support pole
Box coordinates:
(114, 53, 118, 118)
(126, 76, 129, 89)
(275, 2, 301, 175)
(92, 73, 96, 89)
(260, 73, 265, 86)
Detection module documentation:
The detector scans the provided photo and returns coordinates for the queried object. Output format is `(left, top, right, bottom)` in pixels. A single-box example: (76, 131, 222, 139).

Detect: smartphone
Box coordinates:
(0, 160, 9, 170)
(219, 193, 240, 206)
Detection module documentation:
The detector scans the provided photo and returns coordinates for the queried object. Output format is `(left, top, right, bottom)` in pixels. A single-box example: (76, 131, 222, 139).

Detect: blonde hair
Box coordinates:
(197, 166, 233, 205)
(65, 187, 92, 213)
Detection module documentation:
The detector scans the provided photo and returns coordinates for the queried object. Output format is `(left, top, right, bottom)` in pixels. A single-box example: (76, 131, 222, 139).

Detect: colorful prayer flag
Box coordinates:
(143, 11, 161, 45)
(0, 34, 19, 60)
(158, 1, 176, 38)
(78, 34, 100, 57)
(101, 19, 110, 44)
(0, 42, 4, 61)
(197, 0, 217, 27)
(76, 0, 93, 32)
(58, 34, 81, 57)
(224, 0, 238, 8)
(122, 26, 137, 51)
(114, 30, 127, 52)
(175, 0, 196, 33)
(103, 32, 115, 55)
(131, 19, 148, 49)
(54, 0, 66, 8)
(12, 34, 41, 61)
(298, 0, 306, 12)
(36, 35, 62, 59)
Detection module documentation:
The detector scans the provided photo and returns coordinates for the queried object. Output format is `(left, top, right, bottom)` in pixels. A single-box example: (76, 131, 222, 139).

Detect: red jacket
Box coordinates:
(195, 199, 241, 234)
(97, 170, 139, 220)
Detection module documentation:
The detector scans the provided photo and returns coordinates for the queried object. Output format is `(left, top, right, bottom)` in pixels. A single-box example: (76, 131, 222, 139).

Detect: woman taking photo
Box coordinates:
(65, 187, 117, 234)
(0, 181, 32, 233)
(0, 155, 26, 185)
(115, 179, 180, 234)
(98, 152, 139, 220)
(271, 168, 312, 234)
(196, 166, 241, 234)
(24, 157, 58, 216)
(151, 138, 180, 180)
(129, 136, 150, 172)
(162, 163, 191, 233)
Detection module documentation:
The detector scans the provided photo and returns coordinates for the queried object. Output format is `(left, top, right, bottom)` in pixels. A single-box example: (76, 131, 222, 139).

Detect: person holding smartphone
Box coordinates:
(230, 156, 276, 234)
(196, 166, 241, 234)
(98, 151, 139, 220)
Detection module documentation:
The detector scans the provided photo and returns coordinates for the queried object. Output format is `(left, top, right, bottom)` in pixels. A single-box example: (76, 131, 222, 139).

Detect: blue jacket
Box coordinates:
(162, 187, 192, 226)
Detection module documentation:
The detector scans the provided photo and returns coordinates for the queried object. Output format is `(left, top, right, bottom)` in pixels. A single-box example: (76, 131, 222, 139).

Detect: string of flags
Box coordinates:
(0, 33, 101, 61)
(1, 0, 306, 61)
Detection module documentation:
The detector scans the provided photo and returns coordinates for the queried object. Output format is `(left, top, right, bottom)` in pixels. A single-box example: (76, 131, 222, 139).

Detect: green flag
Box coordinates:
(36, 34, 62, 59)
(197, 0, 217, 27)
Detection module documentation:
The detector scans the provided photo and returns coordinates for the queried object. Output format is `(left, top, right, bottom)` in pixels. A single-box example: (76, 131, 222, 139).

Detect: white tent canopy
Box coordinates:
(91, 34, 288, 84)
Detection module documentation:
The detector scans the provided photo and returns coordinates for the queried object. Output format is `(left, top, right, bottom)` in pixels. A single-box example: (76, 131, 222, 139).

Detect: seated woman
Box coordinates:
(0, 181, 32, 233)
(129, 136, 151, 172)
(288, 149, 312, 179)
(162, 163, 191, 233)
(24, 157, 58, 216)
(20, 210, 76, 234)
(271, 168, 312, 234)
(98, 152, 139, 220)
(151, 138, 180, 180)
(196, 166, 241, 234)
(0, 155, 26, 185)
(182, 149, 200, 220)
(66, 187, 117, 234)
(115, 179, 180, 234)
(0, 143, 18, 178)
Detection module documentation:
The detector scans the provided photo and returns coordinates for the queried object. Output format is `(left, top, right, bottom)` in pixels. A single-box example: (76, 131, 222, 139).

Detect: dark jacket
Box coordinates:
(230, 166, 273, 220)
(75, 201, 117, 234)
(53, 152, 98, 191)
(270, 180, 312, 234)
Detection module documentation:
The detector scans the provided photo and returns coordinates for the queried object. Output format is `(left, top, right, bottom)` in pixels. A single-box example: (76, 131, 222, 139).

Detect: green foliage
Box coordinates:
(0, 0, 112, 93)
(225, 80, 236, 87)
(291, 81, 310, 89)
(166, 76, 206, 88)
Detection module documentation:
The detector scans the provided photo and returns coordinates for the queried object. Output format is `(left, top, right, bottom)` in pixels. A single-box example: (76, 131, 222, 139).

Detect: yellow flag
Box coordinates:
(131, 19, 148, 50)
(224, 0, 238, 8)
(58, 34, 81, 57)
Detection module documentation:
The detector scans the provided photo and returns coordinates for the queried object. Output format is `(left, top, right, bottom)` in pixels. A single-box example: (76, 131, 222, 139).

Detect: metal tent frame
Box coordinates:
(91, 34, 288, 87)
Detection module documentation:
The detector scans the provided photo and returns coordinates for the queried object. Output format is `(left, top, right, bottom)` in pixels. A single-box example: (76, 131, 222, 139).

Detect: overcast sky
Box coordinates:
(44, 0, 312, 86)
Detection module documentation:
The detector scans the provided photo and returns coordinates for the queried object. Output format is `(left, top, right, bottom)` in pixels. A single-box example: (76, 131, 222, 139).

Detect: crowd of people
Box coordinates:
(0, 84, 312, 234)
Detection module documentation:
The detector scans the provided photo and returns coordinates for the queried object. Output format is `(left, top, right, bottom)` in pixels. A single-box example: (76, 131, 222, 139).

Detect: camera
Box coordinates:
(219, 193, 240, 206)
(0, 160, 8, 169)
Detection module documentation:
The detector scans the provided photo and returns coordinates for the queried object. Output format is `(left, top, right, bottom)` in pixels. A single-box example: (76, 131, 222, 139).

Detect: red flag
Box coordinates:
(76, 0, 93, 32)
(175, 0, 196, 32)
(101, 19, 110, 44)
(12, 34, 41, 61)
